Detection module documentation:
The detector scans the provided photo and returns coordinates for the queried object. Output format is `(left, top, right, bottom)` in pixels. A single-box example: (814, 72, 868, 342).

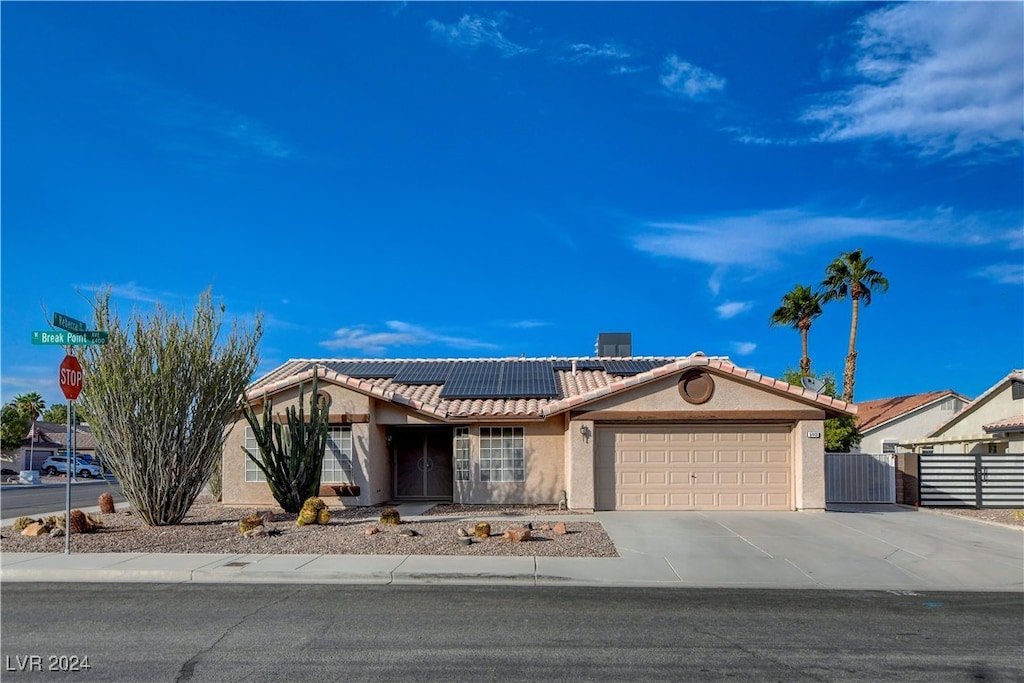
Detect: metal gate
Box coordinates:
(825, 453, 896, 503)
(919, 454, 1024, 508)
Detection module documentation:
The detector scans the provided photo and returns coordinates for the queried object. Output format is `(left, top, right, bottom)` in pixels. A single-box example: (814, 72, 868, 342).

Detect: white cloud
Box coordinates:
(974, 263, 1024, 286)
(732, 341, 757, 356)
(634, 207, 1021, 270)
(802, 3, 1023, 157)
(427, 14, 534, 58)
(716, 301, 752, 320)
(82, 281, 167, 305)
(660, 54, 726, 99)
(562, 42, 631, 64)
(321, 320, 498, 355)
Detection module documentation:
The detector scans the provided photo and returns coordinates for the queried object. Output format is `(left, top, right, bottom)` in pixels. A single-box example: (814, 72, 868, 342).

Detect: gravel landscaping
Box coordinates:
(0, 495, 618, 557)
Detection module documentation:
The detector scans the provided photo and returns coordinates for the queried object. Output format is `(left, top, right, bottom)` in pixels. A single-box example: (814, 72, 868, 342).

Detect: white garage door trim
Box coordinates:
(594, 424, 793, 511)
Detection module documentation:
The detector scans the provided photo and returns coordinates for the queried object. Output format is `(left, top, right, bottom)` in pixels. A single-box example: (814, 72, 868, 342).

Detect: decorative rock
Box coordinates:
(21, 523, 47, 537)
(502, 526, 532, 543)
(49, 527, 65, 538)
(539, 523, 551, 531)
(399, 529, 417, 537)
(552, 522, 568, 535)
(258, 510, 277, 524)
(243, 526, 268, 538)
(456, 527, 469, 538)
(365, 526, 379, 536)
(458, 536, 473, 546)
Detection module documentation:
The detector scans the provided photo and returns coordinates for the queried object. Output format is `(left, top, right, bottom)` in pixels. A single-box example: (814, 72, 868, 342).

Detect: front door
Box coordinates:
(392, 428, 454, 500)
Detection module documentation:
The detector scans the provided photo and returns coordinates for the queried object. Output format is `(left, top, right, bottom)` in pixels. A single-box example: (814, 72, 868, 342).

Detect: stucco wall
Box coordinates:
(582, 371, 822, 414)
(858, 402, 961, 454)
(454, 419, 565, 505)
(222, 382, 379, 509)
(929, 383, 1023, 454)
(793, 419, 826, 510)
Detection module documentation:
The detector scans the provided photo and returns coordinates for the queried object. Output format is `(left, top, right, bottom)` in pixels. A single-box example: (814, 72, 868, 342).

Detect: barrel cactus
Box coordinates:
(67, 509, 102, 534)
(12, 517, 38, 532)
(379, 507, 401, 525)
(98, 492, 116, 514)
(474, 521, 491, 539)
(297, 497, 328, 526)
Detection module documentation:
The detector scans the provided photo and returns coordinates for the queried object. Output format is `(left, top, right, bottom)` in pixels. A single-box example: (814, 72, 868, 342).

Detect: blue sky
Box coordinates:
(2, 1, 1021, 409)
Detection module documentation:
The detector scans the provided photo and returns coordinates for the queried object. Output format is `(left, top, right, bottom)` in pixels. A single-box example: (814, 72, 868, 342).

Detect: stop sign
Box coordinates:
(59, 355, 83, 400)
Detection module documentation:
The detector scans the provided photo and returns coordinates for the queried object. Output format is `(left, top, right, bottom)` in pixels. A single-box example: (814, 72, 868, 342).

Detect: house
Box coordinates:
(854, 390, 969, 454)
(899, 370, 1024, 508)
(5, 421, 100, 471)
(222, 353, 855, 511)
(902, 370, 1024, 454)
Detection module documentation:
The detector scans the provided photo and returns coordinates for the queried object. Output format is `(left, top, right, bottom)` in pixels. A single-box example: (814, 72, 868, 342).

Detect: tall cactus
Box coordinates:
(241, 369, 330, 513)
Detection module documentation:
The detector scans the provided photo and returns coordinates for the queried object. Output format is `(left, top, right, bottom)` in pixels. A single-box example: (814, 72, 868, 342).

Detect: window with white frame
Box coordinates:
(882, 440, 898, 454)
(244, 425, 353, 483)
(321, 426, 353, 483)
(243, 426, 265, 482)
(454, 427, 470, 481)
(479, 426, 524, 482)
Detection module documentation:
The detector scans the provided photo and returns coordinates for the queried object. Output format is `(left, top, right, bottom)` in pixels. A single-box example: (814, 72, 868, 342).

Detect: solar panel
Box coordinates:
(499, 361, 557, 398)
(440, 361, 504, 398)
(337, 361, 403, 378)
(603, 359, 663, 375)
(551, 359, 606, 371)
(392, 362, 454, 384)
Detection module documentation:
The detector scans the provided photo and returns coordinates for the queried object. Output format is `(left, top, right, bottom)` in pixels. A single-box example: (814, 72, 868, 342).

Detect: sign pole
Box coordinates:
(65, 378, 72, 555)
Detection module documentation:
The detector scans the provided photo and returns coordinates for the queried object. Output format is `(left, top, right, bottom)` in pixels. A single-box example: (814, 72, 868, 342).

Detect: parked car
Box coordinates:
(40, 454, 102, 479)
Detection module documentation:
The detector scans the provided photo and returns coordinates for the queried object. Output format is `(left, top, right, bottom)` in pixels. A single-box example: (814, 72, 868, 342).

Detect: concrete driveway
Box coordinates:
(589, 505, 1023, 591)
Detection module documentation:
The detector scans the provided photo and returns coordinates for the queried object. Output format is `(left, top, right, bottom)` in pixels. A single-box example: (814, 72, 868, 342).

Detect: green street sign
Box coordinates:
(32, 330, 109, 346)
(53, 312, 87, 334)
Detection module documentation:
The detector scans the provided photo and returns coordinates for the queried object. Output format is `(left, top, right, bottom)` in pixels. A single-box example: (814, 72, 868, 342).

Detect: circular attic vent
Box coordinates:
(678, 369, 715, 405)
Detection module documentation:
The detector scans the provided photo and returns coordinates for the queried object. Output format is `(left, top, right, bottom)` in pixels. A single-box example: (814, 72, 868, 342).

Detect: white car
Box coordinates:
(41, 454, 102, 479)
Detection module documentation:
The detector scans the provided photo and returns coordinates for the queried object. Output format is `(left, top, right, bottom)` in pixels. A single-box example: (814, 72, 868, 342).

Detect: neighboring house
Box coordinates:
(854, 390, 969, 455)
(903, 370, 1024, 454)
(223, 354, 854, 512)
(8, 421, 100, 471)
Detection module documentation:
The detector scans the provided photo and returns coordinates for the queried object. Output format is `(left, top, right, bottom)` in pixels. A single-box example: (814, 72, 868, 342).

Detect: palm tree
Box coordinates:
(769, 284, 823, 377)
(14, 393, 45, 422)
(820, 249, 889, 402)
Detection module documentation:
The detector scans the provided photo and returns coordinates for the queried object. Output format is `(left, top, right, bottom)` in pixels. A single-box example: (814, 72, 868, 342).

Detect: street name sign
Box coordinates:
(59, 355, 84, 400)
(53, 312, 87, 334)
(32, 330, 109, 345)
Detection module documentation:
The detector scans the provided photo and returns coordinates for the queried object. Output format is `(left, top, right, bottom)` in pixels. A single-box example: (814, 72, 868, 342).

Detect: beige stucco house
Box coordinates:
(854, 390, 969, 455)
(222, 354, 855, 512)
(902, 370, 1024, 454)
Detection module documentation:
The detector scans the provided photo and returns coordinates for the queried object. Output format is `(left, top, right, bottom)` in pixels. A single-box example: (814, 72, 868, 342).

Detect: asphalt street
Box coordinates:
(1, 584, 1021, 682)
(0, 480, 124, 521)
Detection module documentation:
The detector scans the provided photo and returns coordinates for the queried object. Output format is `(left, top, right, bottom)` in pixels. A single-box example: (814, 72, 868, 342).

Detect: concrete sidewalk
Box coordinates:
(2, 505, 1021, 591)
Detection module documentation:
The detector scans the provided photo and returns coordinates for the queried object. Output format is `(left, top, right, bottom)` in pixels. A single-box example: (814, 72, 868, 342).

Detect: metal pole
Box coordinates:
(65, 398, 72, 554)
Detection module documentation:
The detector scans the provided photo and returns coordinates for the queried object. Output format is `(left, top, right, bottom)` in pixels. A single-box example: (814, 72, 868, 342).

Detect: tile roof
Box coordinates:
(983, 415, 1024, 434)
(855, 390, 967, 432)
(247, 355, 855, 420)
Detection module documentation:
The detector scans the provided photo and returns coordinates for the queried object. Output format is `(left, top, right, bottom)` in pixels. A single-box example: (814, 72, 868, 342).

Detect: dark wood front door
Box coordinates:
(392, 428, 454, 500)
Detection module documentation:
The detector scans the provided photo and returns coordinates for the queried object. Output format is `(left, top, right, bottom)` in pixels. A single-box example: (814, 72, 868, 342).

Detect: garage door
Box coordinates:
(595, 425, 792, 510)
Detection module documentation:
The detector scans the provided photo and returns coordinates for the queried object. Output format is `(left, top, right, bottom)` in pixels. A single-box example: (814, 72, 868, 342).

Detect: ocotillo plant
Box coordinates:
(241, 369, 330, 513)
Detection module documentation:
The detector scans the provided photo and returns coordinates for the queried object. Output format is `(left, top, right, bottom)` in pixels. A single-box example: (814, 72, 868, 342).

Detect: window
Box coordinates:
(321, 426, 353, 484)
(479, 426, 524, 482)
(988, 442, 1000, 454)
(882, 440, 898, 454)
(243, 426, 265, 482)
(245, 425, 353, 483)
(921, 446, 934, 454)
(940, 398, 962, 411)
(454, 427, 470, 481)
